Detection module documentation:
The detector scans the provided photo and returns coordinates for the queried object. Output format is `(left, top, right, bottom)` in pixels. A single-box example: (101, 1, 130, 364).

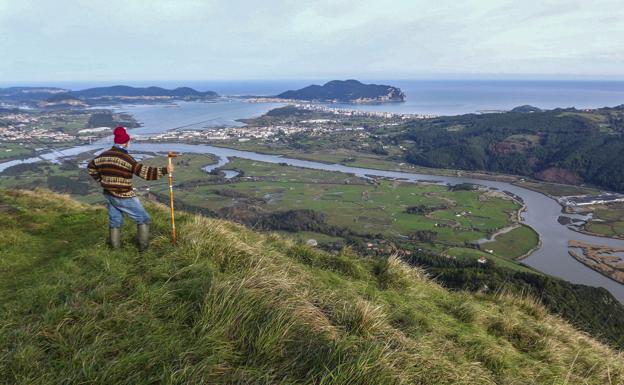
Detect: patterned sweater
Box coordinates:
(87, 146, 168, 198)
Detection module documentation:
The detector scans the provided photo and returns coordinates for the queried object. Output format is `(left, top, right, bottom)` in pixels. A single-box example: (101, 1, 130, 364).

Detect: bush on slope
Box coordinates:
(0, 189, 623, 385)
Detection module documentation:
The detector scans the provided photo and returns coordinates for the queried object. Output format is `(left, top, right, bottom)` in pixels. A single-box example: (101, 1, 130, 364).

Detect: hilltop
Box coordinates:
(1, 188, 622, 384)
(276, 79, 406, 103)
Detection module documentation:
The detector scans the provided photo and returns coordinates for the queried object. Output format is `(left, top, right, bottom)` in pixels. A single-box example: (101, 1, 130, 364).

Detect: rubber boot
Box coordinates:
(109, 227, 121, 249)
(137, 223, 150, 252)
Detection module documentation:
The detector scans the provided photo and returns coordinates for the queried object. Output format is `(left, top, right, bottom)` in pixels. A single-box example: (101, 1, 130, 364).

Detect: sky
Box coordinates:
(1, 0, 623, 82)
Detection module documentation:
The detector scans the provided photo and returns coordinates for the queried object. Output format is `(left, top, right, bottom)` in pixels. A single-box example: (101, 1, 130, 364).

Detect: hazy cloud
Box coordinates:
(0, 0, 622, 82)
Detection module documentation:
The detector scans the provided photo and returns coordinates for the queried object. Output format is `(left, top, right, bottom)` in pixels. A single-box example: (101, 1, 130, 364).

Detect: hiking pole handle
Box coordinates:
(167, 152, 178, 245)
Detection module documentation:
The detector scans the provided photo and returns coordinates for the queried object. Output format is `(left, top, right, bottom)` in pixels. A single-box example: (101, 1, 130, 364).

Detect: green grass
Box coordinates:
(139, 153, 218, 182)
(213, 141, 468, 176)
(513, 179, 601, 197)
(151, 157, 519, 244)
(0, 143, 35, 160)
(481, 225, 540, 260)
(0, 188, 623, 384)
(584, 203, 624, 238)
(445, 246, 535, 273)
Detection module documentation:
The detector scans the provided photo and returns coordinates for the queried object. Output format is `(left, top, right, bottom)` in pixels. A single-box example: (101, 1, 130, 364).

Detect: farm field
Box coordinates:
(144, 156, 529, 257)
(481, 225, 540, 260)
(0, 153, 536, 269)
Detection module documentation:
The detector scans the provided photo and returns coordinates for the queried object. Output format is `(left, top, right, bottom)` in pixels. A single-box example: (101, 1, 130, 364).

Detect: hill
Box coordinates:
(400, 106, 624, 192)
(510, 105, 542, 113)
(0, 86, 219, 106)
(38, 93, 88, 107)
(277, 80, 406, 103)
(1, 189, 623, 384)
(70, 85, 218, 99)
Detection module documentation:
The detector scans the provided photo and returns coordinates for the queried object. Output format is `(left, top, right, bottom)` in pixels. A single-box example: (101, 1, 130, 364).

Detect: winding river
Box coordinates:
(3, 101, 624, 301)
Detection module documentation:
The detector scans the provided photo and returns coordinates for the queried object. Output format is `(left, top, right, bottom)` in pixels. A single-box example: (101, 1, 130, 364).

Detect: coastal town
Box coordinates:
(0, 109, 134, 148)
(137, 103, 434, 143)
(249, 101, 437, 119)
(138, 119, 369, 142)
(0, 112, 79, 143)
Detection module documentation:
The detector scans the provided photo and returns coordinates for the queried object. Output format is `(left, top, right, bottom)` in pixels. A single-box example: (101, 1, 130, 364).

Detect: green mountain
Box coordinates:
(400, 106, 624, 191)
(1, 189, 623, 384)
(70, 85, 218, 98)
(277, 80, 406, 103)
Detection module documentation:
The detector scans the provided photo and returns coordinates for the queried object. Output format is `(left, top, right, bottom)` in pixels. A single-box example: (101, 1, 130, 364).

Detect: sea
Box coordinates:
(8, 79, 624, 116)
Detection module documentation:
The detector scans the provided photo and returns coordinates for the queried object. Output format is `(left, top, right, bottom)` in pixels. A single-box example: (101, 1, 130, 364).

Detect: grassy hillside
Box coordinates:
(1, 189, 623, 385)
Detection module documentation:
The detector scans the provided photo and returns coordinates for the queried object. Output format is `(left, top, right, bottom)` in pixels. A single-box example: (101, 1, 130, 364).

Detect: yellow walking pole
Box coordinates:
(167, 152, 178, 245)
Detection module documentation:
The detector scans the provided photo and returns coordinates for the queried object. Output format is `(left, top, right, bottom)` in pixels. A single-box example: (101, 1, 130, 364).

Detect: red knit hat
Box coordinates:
(113, 126, 130, 144)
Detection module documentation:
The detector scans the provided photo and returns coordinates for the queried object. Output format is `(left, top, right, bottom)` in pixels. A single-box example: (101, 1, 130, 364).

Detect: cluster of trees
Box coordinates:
(87, 112, 115, 128)
(407, 230, 437, 243)
(405, 204, 448, 215)
(0, 163, 42, 176)
(87, 111, 138, 128)
(46, 175, 91, 195)
(399, 107, 624, 192)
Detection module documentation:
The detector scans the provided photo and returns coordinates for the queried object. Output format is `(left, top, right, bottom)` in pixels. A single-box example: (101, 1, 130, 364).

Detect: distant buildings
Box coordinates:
(142, 120, 369, 143)
(291, 103, 436, 120)
(558, 193, 624, 207)
(77, 127, 110, 134)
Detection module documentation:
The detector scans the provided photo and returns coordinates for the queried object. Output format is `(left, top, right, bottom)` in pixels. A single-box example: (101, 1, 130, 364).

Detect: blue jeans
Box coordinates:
(104, 194, 150, 228)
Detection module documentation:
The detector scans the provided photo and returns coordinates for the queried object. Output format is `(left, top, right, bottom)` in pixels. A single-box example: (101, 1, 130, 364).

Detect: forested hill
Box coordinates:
(399, 105, 624, 192)
(2, 189, 623, 384)
(0, 86, 219, 106)
(277, 79, 406, 103)
(70, 85, 218, 98)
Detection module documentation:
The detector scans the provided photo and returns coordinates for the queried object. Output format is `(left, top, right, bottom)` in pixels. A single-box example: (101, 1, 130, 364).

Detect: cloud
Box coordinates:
(0, 0, 623, 81)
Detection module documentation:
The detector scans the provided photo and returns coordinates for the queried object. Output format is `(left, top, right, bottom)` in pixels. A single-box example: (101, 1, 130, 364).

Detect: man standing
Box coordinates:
(87, 126, 173, 251)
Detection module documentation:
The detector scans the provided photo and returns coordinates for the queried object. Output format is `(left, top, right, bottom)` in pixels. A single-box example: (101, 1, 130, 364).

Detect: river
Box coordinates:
(2, 100, 624, 301)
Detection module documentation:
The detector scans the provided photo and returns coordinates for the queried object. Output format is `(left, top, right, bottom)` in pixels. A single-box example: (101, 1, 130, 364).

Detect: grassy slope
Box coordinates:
(1, 189, 623, 385)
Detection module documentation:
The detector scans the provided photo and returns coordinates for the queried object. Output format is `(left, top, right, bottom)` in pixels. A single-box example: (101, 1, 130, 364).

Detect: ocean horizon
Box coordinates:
(3, 79, 624, 116)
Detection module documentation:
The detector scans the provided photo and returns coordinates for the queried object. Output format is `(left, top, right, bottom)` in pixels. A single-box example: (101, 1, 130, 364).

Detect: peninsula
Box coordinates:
(275, 79, 406, 103)
(0, 85, 219, 107)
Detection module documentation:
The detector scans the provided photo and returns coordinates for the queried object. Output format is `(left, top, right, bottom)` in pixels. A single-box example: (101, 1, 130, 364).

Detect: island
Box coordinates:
(274, 79, 405, 103)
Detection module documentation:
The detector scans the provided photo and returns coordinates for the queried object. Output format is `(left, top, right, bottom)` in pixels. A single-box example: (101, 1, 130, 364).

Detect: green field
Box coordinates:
(0, 143, 35, 160)
(148, 157, 518, 242)
(513, 179, 600, 197)
(481, 225, 540, 260)
(445, 246, 535, 273)
(0, 153, 536, 270)
(138, 156, 531, 262)
(584, 203, 624, 238)
(212, 140, 502, 178)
